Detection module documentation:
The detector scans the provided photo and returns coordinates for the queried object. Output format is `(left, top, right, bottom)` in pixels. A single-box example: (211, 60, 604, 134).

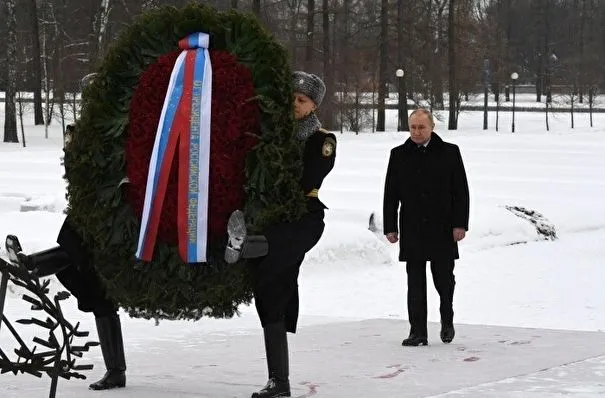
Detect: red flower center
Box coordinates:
(126, 50, 260, 245)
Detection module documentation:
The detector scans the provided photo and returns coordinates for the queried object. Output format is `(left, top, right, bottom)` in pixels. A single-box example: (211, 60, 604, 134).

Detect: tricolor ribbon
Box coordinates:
(136, 32, 212, 264)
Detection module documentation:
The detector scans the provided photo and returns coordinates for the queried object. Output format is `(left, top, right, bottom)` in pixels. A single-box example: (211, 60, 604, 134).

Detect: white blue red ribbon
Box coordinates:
(136, 32, 212, 263)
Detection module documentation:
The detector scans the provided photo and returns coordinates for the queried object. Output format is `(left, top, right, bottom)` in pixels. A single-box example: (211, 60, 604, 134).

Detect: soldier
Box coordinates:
(224, 71, 336, 398)
(5, 73, 127, 391)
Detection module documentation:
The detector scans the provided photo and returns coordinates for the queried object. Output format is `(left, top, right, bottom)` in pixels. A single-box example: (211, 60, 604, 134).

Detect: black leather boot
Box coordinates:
(225, 210, 268, 264)
(89, 314, 126, 390)
(251, 322, 291, 398)
(5, 235, 70, 277)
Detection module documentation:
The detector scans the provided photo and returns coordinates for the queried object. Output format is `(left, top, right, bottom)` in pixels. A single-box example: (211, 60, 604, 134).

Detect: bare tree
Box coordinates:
(4, 0, 18, 143)
(3, 0, 603, 137)
(39, 0, 57, 138)
(89, 0, 112, 65)
(578, 0, 586, 103)
(397, 0, 409, 131)
(321, 0, 335, 129)
(28, 0, 44, 125)
(287, 0, 305, 67)
(534, 0, 547, 102)
(545, 92, 550, 131)
(569, 88, 577, 129)
(54, 0, 69, 134)
(433, 0, 448, 110)
(305, 0, 316, 71)
(16, 91, 29, 147)
(376, 0, 388, 132)
(335, 0, 352, 133)
(588, 86, 595, 127)
(447, 0, 457, 129)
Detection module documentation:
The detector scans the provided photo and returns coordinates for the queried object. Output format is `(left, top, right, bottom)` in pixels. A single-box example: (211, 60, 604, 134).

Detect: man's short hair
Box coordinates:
(410, 108, 434, 124)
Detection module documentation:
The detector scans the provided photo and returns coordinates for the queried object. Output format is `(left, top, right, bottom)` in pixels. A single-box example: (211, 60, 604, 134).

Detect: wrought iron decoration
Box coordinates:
(0, 255, 98, 398)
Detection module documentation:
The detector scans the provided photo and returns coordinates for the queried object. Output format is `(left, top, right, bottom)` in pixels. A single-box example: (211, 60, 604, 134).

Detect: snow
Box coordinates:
(1, 107, 605, 397)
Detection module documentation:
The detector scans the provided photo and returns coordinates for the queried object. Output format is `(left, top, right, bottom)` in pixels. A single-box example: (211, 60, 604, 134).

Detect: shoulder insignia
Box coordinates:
(322, 136, 336, 157)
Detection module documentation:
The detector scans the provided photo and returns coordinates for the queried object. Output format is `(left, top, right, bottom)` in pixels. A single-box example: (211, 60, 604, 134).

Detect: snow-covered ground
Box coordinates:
(1, 107, 605, 397)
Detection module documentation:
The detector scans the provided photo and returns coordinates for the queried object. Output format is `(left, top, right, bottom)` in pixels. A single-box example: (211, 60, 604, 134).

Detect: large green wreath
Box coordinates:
(66, 4, 307, 320)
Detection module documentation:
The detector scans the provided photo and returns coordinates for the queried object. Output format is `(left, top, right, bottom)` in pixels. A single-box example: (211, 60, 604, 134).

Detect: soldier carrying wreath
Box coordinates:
(3, 4, 333, 398)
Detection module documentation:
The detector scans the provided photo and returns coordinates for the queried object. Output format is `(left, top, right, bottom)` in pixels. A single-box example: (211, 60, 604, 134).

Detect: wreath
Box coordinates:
(65, 4, 307, 321)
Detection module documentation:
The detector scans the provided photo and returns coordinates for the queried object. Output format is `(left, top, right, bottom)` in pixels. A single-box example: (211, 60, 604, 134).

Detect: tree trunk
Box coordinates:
(253, 0, 261, 16)
(589, 87, 593, 127)
(4, 0, 18, 143)
(305, 0, 315, 72)
(230, 0, 238, 8)
(376, 0, 388, 132)
(578, 0, 586, 103)
(535, 0, 544, 102)
(545, 99, 550, 131)
(571, 92, 575, 129)
(321, 0, 334, 129)
(340, 0, 350, 133)
(288, 1, 302, 66)
(544, 0, 552, 103)
(397, 0, 409, 131)
(90, 0, 111, 66)
(42, 18, 53, 137)
(432, 2, 446, 110)
(602, 1, 605, 77)
(342, 0, 350, 69)
(29, 0, 44, 125)
(54, 0, 67, 133)
(447, 0, 457, 130)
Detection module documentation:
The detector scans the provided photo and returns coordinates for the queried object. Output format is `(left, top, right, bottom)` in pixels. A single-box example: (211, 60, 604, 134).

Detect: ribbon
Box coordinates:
(136, 32, 212, 263)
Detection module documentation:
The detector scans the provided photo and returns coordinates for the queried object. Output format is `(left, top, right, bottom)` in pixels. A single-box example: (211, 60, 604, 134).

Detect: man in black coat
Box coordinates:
(383, 109, 469, 347)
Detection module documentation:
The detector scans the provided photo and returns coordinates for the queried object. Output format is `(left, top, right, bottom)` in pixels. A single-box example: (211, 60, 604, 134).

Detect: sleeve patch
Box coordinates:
(322, 137, 336, 157)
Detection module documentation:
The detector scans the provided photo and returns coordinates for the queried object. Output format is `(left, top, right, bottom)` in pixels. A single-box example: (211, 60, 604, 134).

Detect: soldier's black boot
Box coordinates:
(5, 235, 69, 277)
(225, 210, 269, 264)
(89, 314, 126, 390)
(251, 322, 291, 398)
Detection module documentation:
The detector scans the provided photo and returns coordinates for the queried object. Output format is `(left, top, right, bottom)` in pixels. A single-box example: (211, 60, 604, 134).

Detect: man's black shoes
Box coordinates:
(401, 334, 428, 347)
(440, 323, 455, 344)
(401, 324, 455, 346)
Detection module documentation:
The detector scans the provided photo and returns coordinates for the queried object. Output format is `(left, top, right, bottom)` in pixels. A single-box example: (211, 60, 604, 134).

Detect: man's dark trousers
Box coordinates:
(406, 259, 455, 337)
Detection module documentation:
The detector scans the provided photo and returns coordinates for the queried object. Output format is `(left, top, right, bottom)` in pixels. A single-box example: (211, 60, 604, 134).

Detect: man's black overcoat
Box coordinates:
(383, 133, 470, 261)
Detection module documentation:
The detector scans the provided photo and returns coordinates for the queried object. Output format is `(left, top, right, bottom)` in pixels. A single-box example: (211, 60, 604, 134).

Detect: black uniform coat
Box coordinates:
(54, 138, 116, 316)
(383, 133, 469, 261)
(56, 218, 116, 316)
(254, 128, 336, 333)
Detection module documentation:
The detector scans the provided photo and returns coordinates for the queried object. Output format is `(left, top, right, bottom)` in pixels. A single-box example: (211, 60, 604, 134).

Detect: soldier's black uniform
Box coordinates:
(54, 217, 116, 317)
(13, 124, 126, 390)
(253, 128, 337, 333)
(245, 127, 336, 398)
(241, 69, 335, 398)
(56, 125, 118, 319)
